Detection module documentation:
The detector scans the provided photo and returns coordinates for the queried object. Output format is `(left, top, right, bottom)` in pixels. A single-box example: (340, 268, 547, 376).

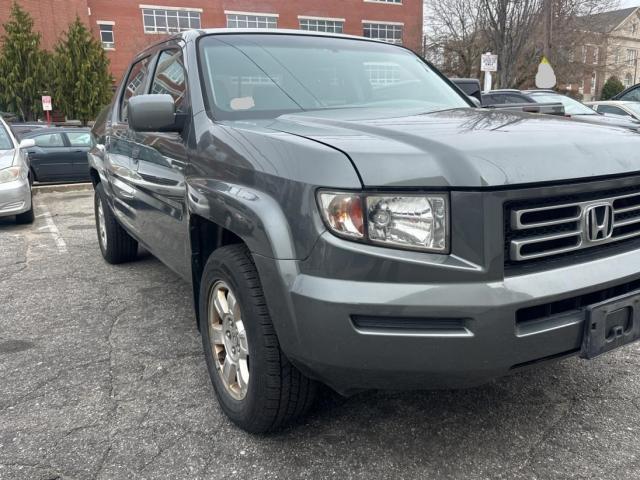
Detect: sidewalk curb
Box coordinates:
(33, 183, 93, 194)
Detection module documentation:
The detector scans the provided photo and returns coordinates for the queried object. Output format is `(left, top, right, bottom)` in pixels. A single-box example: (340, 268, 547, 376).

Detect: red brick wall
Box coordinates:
(0, 0, 89, 50)
(2, 0, 423, 82)
(89, 0, 423, 81)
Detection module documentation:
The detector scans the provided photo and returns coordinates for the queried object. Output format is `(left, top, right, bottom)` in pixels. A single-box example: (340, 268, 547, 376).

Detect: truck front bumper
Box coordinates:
(0, 177, 31, 218)
(254, 233, 640, 395)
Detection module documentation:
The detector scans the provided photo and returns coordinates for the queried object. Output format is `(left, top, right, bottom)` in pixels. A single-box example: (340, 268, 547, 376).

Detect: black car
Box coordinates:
(22, 128, 92, 183)
(613, 82, 640, 102)
(9, 123, 50, 140)
(481, 89, 534, 106)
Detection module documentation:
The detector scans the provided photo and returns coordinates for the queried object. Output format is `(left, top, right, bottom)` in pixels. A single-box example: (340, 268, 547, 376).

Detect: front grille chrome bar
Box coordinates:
(508, 189, 640, 262)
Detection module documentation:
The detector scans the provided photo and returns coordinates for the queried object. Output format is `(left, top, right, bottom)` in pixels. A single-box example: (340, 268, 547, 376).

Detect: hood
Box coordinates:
(0, 149, 16, 170)
(260, 108, 640, 188)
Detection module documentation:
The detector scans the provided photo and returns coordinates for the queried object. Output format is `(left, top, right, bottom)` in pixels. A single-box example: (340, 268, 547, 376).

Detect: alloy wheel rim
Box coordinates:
(97, 199, 107, 250)
(208, 280, 249, 400)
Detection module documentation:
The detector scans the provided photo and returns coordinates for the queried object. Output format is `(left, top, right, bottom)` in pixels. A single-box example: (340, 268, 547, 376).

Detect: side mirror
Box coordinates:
(19, 138, 35, 149)
(128, 94, 179, 132)
(467, 95, 482, 108)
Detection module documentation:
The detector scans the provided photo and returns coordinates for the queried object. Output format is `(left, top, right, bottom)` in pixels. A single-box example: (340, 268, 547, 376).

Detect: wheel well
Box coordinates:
(89, 168, 100, 187)
(190, 214, 243, 328)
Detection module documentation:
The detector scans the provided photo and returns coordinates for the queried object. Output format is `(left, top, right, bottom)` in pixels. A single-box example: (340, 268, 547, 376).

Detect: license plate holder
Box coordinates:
(581, 292, 640, 360)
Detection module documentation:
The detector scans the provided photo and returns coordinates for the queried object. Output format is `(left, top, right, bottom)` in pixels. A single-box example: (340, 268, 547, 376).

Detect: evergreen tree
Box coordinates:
(601, 76, 625, 100)
(0, 2, 47, 121)
(54, 17, 113, 125)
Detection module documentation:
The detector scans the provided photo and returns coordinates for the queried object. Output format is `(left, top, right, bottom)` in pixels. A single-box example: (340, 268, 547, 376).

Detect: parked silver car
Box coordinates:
(0, 117, 36, 224)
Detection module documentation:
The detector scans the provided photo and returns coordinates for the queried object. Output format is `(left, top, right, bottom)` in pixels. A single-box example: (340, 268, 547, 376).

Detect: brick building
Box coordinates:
(0, 0, 423, 82)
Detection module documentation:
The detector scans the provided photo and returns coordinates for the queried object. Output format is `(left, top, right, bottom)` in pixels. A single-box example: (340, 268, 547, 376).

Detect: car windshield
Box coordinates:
(0, 123, 13, 150)
(529, 93, 596, 115)
(199, 34, 469, 120)
(623, 103, 640, 117)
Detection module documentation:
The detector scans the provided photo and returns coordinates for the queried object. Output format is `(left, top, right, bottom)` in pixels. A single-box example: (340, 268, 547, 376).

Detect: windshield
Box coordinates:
(0, 123, 13, 150)
(529, 93, 596, 115)
(199, 34, 469, 120)
(623, 103, 640, 117)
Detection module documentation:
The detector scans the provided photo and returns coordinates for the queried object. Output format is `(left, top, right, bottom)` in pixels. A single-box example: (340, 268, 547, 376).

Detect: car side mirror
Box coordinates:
(19, 138, 35, 149)
(128, 94, 180, 132)
(467, 95, 482, 108)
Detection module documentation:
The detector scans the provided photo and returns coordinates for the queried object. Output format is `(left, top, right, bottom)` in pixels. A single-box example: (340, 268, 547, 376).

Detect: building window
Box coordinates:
(582, 46, 587, 63)
(299, 17, 344, 33)
(633, 23, 638, 35)
(97, 22, 114, 49)
(226, 12, 277, 29)
(626, 73, 633, 88)
(627, 49, 638, 64)
(365, 62, 401, 86)
(579, 78, 584, 94)
(142, 7, 201, 34)
(363, 22, 403, 45)
(592, 47, 598, 64)
(591, 71, 597, 94)
(615, 48, 621, 65)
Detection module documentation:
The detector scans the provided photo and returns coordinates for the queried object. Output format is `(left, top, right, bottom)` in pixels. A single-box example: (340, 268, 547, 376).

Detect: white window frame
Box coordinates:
(298, 16, 345, 33)
(97, 21, 115, 50)
(140, 5, 202, 34)
(225, 11, 278, 29)
(362, 20, 404, 45)
(625, 73, 633, 88)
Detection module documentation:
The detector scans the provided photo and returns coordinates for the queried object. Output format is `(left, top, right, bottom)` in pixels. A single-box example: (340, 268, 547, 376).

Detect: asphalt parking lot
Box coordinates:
(1, 187, 640, 480)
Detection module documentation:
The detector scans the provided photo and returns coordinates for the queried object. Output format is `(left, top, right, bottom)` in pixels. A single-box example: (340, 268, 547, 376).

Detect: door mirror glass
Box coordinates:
(128, 94, 178, 132)
(19, 138, 35, 149)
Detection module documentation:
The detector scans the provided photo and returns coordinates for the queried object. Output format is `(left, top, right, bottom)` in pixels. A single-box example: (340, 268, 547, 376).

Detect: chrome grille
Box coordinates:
(508, 189, 640, 262)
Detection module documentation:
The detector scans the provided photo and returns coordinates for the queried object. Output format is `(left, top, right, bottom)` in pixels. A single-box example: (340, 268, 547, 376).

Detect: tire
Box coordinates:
(94, 183, 138, 264)
(15, 188, 34, 225)
(15, 205, 34, 224)
(199, 244, 316, 433)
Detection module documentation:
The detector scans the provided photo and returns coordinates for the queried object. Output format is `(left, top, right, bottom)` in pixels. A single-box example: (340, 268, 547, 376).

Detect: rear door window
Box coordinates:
(34, 133, 65, 147)
(120, 57, 151, 122)
(66, 131, 92, 147)
(150, 49, 188, 112)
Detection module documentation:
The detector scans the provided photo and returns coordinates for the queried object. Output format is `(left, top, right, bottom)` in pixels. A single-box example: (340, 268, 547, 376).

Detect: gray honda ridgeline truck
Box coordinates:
(89, 30, 640, 432)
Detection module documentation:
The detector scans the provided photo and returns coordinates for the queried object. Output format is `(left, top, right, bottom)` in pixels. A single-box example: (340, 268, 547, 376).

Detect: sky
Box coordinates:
(621, 0, 640, 6)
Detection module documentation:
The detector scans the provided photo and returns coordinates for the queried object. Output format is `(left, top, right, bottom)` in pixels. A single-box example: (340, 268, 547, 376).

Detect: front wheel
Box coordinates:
(200, 244, 316, 433)
(15, 190, 34, 224)
(94, 183, 138, 264)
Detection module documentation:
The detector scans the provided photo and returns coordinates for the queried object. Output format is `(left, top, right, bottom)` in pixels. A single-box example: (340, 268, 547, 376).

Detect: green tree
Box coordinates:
(0, 2, 48, 121)
(54, 17, 113, 125)
(601, 76, 625, 100)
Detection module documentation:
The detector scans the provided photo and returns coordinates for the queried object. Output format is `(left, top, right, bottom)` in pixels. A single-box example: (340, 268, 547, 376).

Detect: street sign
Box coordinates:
(481, 53, 498, 72)
(42, 96, 52, 111)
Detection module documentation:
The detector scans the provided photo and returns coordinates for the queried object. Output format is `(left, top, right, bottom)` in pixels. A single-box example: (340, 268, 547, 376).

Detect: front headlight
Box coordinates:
(0, 166, 23, 184)
(317, 191, 449, 253)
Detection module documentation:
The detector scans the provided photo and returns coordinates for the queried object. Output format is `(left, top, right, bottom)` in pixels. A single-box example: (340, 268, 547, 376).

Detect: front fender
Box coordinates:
(186, 178, 303, 259)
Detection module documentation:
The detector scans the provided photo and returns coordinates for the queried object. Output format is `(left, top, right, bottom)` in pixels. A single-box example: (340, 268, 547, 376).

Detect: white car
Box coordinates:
(0, 117, 36, 224)
(585, 100, 640, 122)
